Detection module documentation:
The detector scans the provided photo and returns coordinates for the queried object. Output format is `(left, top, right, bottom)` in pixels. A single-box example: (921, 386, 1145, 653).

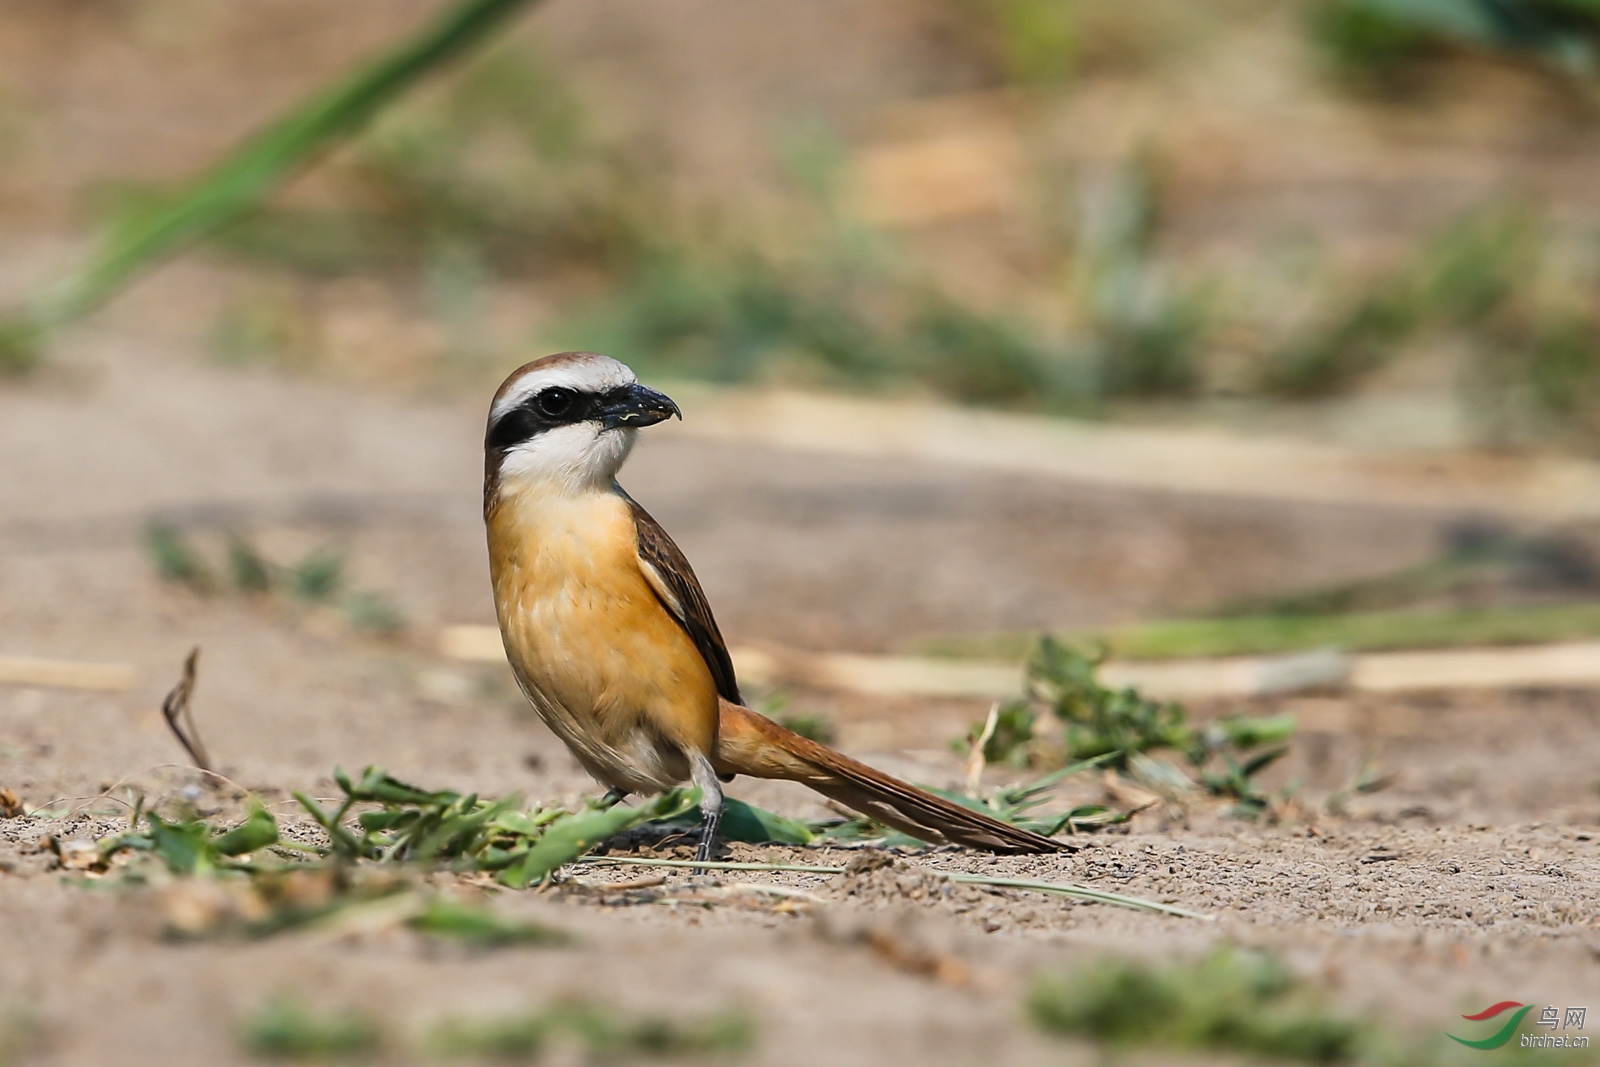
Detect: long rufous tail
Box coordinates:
(713, 700, 1073, 854)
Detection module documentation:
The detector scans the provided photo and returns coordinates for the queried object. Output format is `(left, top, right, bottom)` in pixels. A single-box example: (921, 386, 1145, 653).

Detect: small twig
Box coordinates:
(721, 882, 829, 904)
(574, 856, 1210, 920)
(119, 762, 246, 797)
(965, 702, 1000, 796)
(20, 794, 137, 819)
(583, 857, 845, 875)
(28, 762, 252, 821)
(0, 655, 135, 691)
(160, 647, 212, 772)
(938, 873, 1212, 920)
(569, 875, 668, 892)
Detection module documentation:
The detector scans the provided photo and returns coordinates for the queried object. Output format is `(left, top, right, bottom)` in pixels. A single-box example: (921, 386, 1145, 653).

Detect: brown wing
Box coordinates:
(622, 491, 743, 706)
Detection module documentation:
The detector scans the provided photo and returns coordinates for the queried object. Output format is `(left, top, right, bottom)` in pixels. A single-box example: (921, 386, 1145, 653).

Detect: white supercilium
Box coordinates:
(489, 355, 636, 425)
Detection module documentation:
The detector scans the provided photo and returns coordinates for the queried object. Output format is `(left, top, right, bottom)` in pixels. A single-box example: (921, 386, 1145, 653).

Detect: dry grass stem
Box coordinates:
(160, 647, 212, 772)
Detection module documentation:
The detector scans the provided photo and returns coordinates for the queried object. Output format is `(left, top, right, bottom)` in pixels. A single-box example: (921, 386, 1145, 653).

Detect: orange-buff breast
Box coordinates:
(487, 488, 720, 793)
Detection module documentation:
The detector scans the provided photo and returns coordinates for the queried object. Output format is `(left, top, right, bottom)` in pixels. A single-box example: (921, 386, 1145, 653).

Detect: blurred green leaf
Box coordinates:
(239, 998, 380, 1061)
(341, 591, 407, 635)
(226, 534, 274, 594)
(1310, 0, 1600, 83)
(144, 521, 212, 593)
(0, 315, 43, 376)
(773, 712, 835, 746)
(288, 548, 345, 602)
(1211, 713, 1298, 751)
(429, 1001, 753, 1061)
(146, 814, 217, 876)
(668, 797, 815, 846)
(212, 803, 281, 857)
(499, 790, 698, 889)
(1030, 949, 1368, 1062)
(407, 898, 568, 947)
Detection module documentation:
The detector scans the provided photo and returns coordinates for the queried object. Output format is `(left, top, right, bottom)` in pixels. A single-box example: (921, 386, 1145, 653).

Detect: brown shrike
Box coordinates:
(484, 352, 1068, 862)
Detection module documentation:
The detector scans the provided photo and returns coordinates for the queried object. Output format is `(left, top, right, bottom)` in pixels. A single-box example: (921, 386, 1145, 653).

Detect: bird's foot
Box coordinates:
(691, 808, 721, 875)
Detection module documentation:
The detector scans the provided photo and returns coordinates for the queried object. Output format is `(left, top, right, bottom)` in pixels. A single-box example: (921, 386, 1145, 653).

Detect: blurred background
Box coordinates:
(9, 0, 1600, 441)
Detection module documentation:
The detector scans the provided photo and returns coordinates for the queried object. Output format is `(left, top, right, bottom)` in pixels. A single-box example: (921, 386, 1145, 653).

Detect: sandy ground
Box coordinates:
(0, 331, 1597, 1066)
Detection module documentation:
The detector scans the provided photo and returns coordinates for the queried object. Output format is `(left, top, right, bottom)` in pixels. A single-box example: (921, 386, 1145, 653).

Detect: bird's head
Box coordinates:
(484, 352, 680, 501)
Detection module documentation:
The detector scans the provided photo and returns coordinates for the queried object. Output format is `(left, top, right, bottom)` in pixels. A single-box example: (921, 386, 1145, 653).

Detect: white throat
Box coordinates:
(497, 422, 638, 499)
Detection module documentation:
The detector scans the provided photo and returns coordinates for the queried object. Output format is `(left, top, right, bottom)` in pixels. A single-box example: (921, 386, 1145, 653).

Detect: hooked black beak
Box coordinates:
(598, 382, 681, 430)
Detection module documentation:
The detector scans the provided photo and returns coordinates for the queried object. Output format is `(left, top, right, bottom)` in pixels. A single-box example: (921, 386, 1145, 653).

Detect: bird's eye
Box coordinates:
(536, 387, 576, 418)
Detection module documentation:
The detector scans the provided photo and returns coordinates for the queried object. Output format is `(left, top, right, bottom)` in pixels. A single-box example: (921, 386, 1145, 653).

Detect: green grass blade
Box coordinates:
(918, 601, 1600, 662)
(145, 814, 216, 875)
(499, 791, 699, 889)
(1105, 602, 1600, 659)
(578, 857, 848, 875)
(409, 798, 511, 861)
(211, 803, 280, 857)
(292, 790, 367, 859)
(2, 0, 544, 363)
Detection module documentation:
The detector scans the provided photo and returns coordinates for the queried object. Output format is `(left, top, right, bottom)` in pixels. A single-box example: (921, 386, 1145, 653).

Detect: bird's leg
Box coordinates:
(598, 787, 628, 809)
(688, 751, 723, 873)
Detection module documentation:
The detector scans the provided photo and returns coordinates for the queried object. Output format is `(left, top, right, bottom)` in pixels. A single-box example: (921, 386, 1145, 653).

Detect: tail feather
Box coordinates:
(715, 700, 1074, 854)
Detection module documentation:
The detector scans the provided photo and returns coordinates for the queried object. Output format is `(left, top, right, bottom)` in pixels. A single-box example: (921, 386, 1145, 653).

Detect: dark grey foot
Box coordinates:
(687, 751, 723, 875)
(692, 804, 722, 873)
